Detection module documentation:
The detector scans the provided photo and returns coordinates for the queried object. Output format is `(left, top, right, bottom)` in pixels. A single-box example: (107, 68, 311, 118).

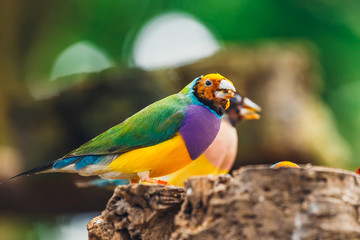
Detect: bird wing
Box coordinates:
(65, 94, 187, 157)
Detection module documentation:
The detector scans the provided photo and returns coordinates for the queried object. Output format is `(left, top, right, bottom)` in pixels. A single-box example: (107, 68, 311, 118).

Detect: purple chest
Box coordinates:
(179, 104, 221, 160)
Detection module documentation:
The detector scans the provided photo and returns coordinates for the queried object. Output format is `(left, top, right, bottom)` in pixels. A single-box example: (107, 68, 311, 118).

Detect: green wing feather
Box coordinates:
(65, 94, 191, 157)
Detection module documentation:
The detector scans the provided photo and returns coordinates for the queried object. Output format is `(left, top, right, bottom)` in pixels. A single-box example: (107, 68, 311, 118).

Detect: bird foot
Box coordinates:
(136, 171, 172, 185)
(142, 178, 171, 185)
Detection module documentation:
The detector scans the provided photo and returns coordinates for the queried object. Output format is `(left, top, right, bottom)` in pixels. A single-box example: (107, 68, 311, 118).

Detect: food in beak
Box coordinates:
(215, 89, 235, 99)
(215, 79, 236, 99)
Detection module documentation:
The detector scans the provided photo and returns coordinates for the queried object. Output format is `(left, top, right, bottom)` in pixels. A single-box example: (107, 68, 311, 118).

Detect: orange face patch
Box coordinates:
(193, 73, 235, 115)
(194, 73, 234, 101)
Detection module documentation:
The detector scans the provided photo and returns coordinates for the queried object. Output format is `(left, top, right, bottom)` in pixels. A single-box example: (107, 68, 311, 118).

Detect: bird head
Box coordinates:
(191, 73, 236, 116)
(226, 93, 261, 126)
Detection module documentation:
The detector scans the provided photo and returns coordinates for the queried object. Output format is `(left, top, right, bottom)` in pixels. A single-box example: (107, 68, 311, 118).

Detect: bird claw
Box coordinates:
(136, 171, 172, 185)
(142, 178, 171, 185)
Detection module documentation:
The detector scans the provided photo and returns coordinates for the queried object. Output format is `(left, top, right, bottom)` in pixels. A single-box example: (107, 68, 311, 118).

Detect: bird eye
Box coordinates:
(205, 80, 212, 86)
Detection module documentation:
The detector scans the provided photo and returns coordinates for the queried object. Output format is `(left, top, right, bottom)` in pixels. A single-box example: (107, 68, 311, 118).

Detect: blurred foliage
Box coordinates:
(2, 0, 358, 161)
(0, 216, 58, 240)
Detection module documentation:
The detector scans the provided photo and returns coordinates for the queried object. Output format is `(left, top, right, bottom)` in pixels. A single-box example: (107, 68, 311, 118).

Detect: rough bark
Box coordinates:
(88, 184, 185, 240)
(88, 166, 360, 240)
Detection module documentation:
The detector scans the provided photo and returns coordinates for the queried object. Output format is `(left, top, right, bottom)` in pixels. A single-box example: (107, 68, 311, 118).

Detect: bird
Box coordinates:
(9, 73, 236, 184)
(270, 161, 300, 169)
(74, 93, 261, 188)
(162, 93, 261, 186)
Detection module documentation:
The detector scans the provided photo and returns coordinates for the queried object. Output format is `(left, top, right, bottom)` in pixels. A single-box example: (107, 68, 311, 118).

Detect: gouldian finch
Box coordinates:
(270, 161, 300, 168)
(10, 73, 235, 184)
(163, 93, 261, 186)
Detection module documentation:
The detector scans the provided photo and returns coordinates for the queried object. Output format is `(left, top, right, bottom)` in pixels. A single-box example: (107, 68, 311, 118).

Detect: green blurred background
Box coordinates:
(1, 0, 360, 239)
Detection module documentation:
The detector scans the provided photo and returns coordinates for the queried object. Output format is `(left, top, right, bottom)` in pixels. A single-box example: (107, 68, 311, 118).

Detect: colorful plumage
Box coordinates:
(10, 73, 235, 184)
(162, 93, 261, 186)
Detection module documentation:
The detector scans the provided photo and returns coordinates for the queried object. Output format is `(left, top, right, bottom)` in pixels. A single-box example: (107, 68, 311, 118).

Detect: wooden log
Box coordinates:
(88, 166, 360, 240)
(88, 184, 185, 240)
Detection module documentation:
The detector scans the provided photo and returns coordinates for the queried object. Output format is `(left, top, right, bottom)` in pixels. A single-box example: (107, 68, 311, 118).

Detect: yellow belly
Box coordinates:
(165, 154, 228, 187)
(107, 134, 192, 178)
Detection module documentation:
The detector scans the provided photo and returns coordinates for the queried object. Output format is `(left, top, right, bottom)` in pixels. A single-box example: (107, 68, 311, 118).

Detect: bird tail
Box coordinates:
(3, 156, 83, 183)
(1, 160, 56, 184)
(2, 155, 118, 184)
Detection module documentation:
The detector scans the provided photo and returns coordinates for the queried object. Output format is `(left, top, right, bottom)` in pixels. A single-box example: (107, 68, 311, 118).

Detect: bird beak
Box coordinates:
(239, 97, 261, 120)
(215, 79, 236, 99)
